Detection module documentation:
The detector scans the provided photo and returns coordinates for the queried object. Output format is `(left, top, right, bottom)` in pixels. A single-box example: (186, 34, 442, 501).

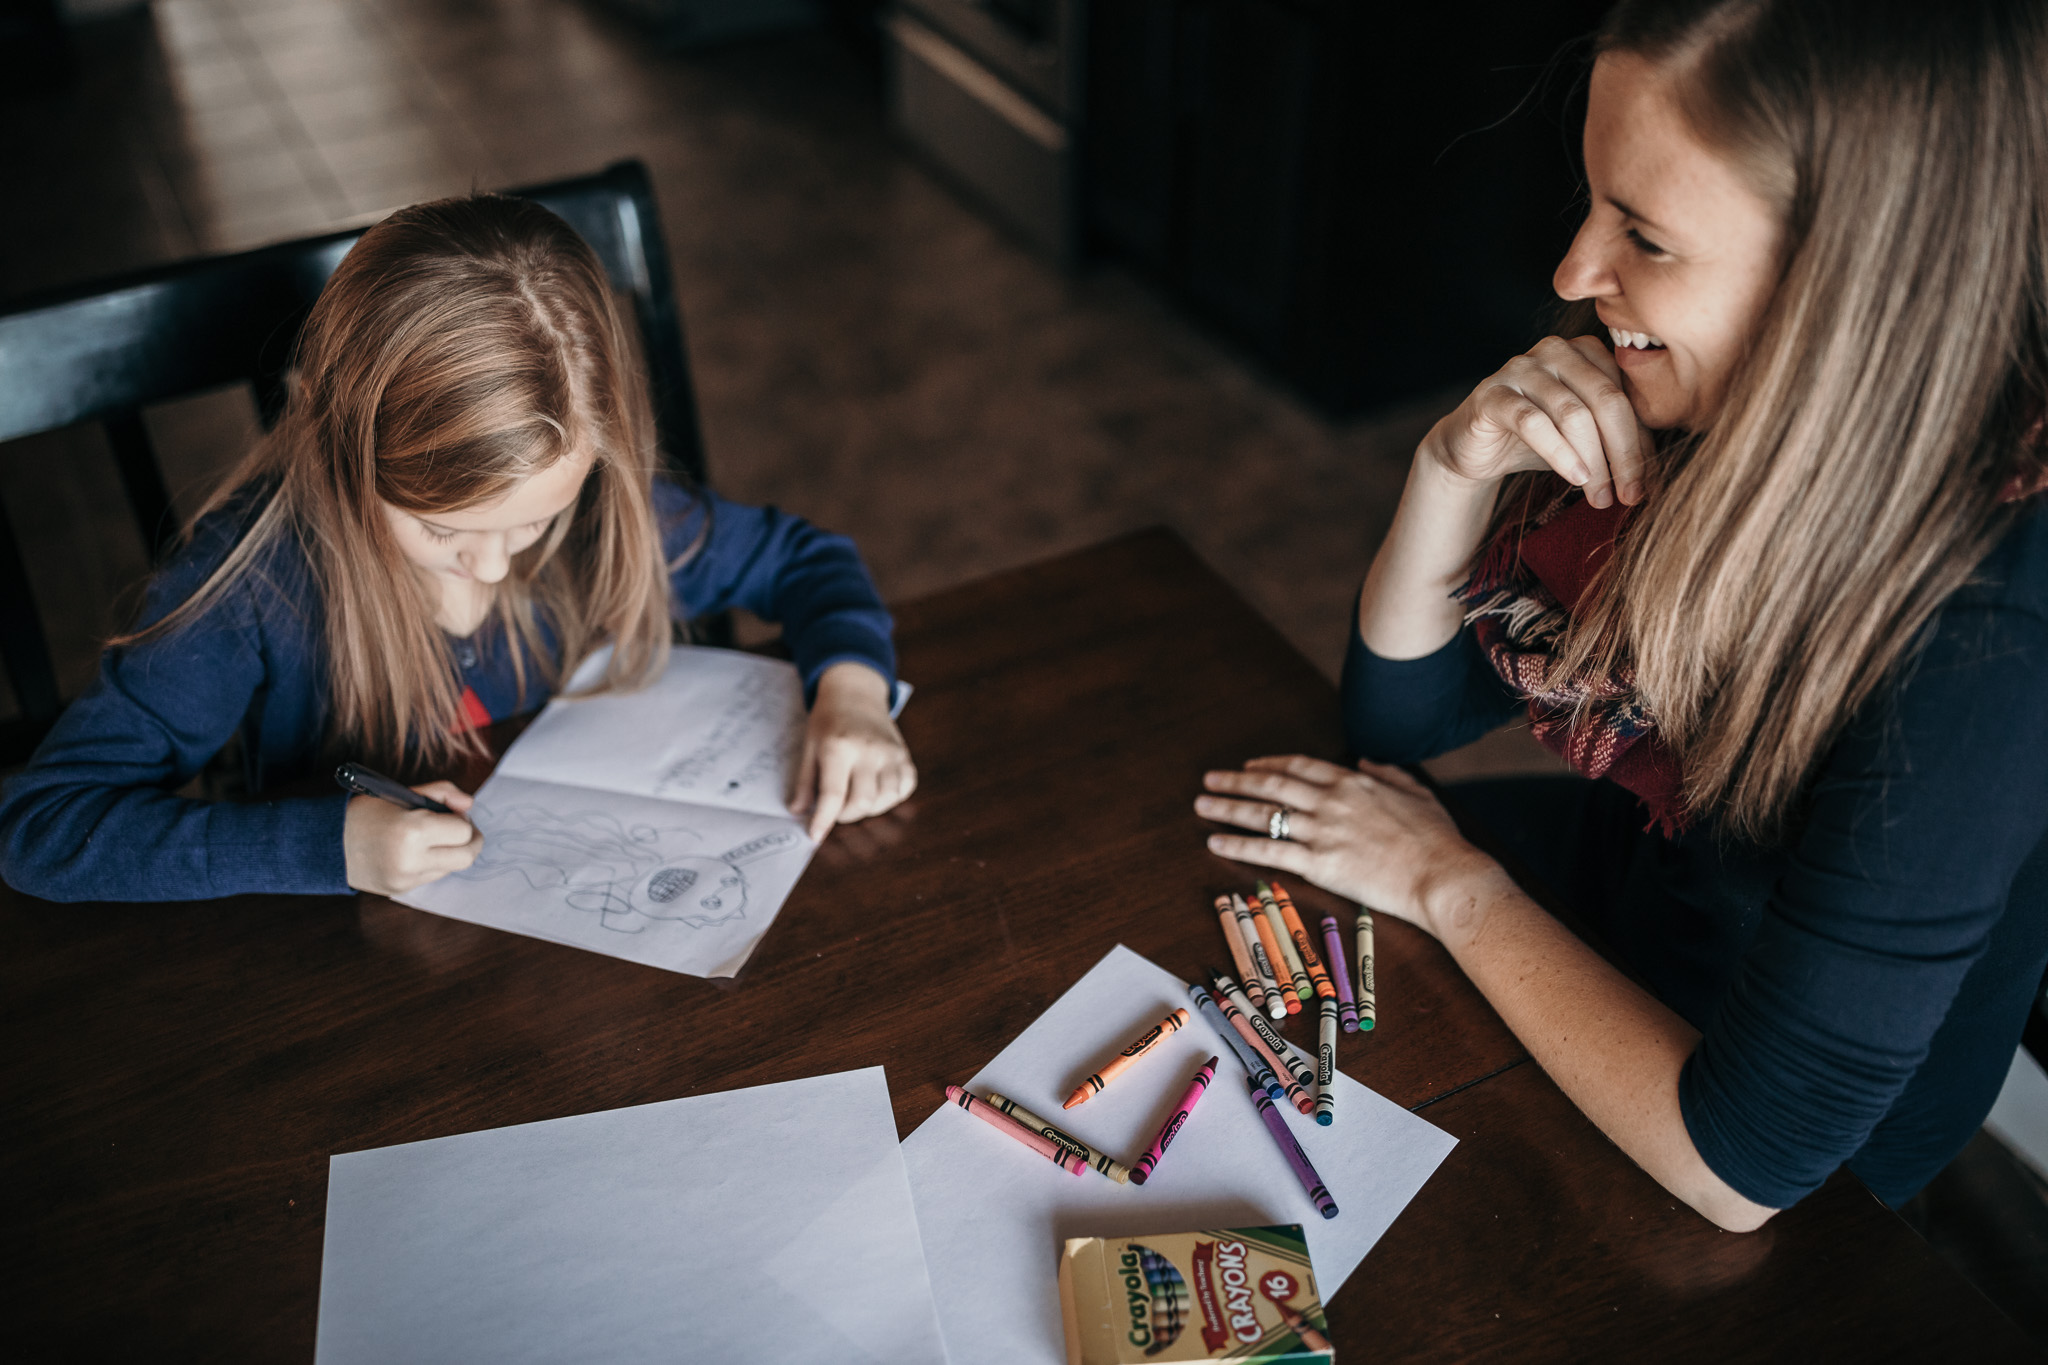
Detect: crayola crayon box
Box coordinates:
(1057, 1224, 1333, 1363)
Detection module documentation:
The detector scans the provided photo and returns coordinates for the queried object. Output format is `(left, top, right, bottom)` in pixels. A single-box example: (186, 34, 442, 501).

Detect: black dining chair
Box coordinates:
(0, 159, 709, 766)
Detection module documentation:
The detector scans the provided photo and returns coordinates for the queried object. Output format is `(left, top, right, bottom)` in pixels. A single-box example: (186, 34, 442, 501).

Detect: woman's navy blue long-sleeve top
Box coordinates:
(0, 479, 895, 904)
(1343, 498, 2048, 1209)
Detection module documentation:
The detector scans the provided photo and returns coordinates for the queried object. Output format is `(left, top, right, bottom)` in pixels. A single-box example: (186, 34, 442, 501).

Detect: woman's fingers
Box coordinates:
(413, 780, 474, 814)
(1242, 754, 1351, 785)
(790, 737, 819, 816)
(1203, 765, 1328, 811)
(1565, 334, 1650, 505)
(1205, 830, 1317, 878)
(1194, 794, 1315, 839)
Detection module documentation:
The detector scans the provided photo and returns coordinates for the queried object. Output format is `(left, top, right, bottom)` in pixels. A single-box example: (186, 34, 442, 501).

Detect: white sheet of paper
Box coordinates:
(901, 945, 1458, 1365)
(397, 647, 816, 977)
(315, 1067, 947, 1365)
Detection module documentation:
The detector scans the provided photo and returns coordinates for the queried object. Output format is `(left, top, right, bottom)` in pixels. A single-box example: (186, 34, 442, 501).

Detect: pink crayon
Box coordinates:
(1129, 1056, 1218, 1186)
(1322, 915, 1359, 1033)
(946, 1086, 1086, 1176)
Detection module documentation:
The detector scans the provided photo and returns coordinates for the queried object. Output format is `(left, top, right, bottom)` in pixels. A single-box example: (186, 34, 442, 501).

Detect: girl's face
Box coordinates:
(381, 452, 594, 588)
(1554, 54, 1785, 431)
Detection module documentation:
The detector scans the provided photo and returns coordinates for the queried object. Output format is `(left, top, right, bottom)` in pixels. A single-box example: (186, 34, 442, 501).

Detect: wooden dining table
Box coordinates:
(3, 527, 2037, 1361)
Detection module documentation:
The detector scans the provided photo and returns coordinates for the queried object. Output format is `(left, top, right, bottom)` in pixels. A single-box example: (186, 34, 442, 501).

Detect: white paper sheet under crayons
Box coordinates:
(398, 645, 814, 977)
(314, 1067, 948, 1365)
(900, 944, 1458, 1365)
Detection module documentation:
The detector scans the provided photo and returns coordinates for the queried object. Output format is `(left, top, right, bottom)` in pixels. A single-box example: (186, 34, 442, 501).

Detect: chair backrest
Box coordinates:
(0, 159, 704, 765)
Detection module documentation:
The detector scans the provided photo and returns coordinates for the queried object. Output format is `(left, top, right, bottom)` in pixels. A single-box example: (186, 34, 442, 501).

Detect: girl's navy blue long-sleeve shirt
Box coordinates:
(1343, 497, 2048, 1211)
(0, 479, 895, 905)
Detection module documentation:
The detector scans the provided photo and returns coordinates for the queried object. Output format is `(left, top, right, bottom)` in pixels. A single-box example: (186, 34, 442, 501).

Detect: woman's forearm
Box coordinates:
(1356, 441, 1502, 660)
(1425, 860, 1779, 1232)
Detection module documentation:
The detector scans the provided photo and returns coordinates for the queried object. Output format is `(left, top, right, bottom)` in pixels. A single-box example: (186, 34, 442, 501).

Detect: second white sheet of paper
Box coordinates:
(901, 944, 1459, 1365)
(315, 1067, 947, 1365)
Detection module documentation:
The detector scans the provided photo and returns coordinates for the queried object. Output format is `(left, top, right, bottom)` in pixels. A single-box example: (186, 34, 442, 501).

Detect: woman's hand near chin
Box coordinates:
(1193, 755, 1506, 941)
(1426, 333, 1653, 509)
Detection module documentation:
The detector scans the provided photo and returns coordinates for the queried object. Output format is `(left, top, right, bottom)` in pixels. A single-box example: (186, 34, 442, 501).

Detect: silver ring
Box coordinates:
(1268, 807, 1292, 841)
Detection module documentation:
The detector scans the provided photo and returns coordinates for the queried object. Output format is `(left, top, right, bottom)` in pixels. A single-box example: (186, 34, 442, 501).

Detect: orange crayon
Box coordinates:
(1213, 895, 1269, 1014)
(1247, 896, 1301, 1015)
(1258, 883, 1313, 1005)
(1063, 1007, 1190, 1109)
(1269, 881, 1337, 1000)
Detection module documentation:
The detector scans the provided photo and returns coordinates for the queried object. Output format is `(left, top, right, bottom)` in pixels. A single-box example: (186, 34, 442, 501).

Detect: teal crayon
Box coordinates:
(1357, 909, 1377, 1030)
(1313, 995, 1337, 1126)
(1129, 1056, 1217, 1185)
(983, 1091, 1135, 1184)
(1212, 969, 1317, 1092)
(1188, 982, 1285, 1102)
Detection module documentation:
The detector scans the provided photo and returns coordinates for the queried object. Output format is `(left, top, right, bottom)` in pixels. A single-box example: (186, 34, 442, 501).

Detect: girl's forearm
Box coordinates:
(1424, 860, 1779, 1232)
(1356, 440, 1502, 660)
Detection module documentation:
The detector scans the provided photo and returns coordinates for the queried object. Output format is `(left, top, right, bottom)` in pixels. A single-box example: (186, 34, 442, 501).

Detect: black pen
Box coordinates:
(334, 762, 454, 814)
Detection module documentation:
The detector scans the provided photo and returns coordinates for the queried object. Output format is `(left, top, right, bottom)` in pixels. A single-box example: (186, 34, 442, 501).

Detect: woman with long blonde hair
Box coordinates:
(1, 194, 913, 902)
(1201, 0, 2048, 1229)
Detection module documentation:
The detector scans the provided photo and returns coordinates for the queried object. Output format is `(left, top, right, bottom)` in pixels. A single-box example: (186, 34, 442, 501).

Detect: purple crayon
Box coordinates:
(1322, 914, 1359, 1033)
(1129, 1056, 1218, 1186)
(1246, 1075, 1339, 1219)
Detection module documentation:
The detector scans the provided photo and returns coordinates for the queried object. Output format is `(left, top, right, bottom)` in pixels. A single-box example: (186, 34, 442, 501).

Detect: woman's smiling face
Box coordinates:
(1554, 53, 1786, 431)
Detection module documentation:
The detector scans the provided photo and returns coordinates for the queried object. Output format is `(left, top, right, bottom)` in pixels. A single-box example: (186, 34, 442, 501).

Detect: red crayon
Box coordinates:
(946, 1086, 1087, 1175)
(1129, 1056, 1218, 1185)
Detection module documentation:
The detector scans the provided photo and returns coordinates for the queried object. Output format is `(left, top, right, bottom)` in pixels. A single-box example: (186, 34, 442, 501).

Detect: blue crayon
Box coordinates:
(1188, 983, 1285, 1102)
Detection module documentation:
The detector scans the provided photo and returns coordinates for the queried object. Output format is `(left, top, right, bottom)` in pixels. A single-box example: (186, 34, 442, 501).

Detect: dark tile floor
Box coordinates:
(2, 0, 2043, 1343)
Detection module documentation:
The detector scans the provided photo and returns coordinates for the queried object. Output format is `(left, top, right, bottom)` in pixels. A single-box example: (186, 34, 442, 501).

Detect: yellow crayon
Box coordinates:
(1357, 908, 1377, 1030)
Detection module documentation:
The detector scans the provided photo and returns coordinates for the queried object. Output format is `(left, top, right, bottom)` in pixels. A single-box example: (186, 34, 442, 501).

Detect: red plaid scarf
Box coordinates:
(1459, 461, 2048, 836)
(1456, 483, 1687, 832)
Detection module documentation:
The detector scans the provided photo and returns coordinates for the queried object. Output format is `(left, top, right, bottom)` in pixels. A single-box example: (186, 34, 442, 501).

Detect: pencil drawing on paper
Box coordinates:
(458, 804, 802, 934)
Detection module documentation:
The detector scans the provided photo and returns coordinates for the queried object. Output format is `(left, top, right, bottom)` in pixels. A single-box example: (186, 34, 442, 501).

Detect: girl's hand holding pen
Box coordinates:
(343, 780, 483, 896)
(792, 661, 917, 843)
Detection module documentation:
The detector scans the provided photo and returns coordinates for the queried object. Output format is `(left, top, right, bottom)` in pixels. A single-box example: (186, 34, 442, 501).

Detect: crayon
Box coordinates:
(1357, 909, 1377, 1030)
(1214, 894, 1268, 1015)
(1208, 971, 1315, 1115)
(1274, 1302, 1333, 1352)
(1233, 893, 1286, 1018)
(983, 1091, 1136, 1184)
(1129, 1056, 1217, 1185)
(1247, 893, 1301, 1015)
(1245, 1076, 1339, 1219)
(1212, 969, 1317, 1094)
(1257, 883, 1312, 1005)
(1064, 1007, 1190, 1109)
(1313, 995, 1337, 1126)
(1270, 881, 1337, 1000)
(945, 1086, 1086, 1175)
(1322, 913, 1359, 1032)
(1189, 982, 1285, 1102)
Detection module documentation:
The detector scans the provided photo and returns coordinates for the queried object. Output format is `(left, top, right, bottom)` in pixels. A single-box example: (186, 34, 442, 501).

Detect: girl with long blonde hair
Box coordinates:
(1201, 0, 2048, 1229)
(1, 194, 913, 902)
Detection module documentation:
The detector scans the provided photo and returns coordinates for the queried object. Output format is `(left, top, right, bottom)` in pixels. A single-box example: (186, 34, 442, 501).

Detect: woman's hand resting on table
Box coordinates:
(792, 661, 917, 842)
(1194, 755, 1508, 944)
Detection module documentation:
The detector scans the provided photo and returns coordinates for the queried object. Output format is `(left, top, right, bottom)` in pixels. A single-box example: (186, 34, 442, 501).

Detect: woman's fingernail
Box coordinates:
(1206, 835, 1223, 850)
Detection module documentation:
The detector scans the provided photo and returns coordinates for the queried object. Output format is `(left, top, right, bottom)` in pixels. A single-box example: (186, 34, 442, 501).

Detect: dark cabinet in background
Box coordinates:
(1086, 0, 1611, 414)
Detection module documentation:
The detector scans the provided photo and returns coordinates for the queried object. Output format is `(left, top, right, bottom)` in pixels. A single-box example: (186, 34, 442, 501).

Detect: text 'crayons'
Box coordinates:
(1063, 1007, 1189, 1109)
(945, 1086, 1086, 1176)
(1129, 1056, 1217, 1185)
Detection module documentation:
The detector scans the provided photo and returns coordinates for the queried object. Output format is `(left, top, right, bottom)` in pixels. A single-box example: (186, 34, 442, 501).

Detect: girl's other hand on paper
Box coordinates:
(1194, 756, 1499, 938)
(792, 662, 916, 842)
(344, 780, 482, 896)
